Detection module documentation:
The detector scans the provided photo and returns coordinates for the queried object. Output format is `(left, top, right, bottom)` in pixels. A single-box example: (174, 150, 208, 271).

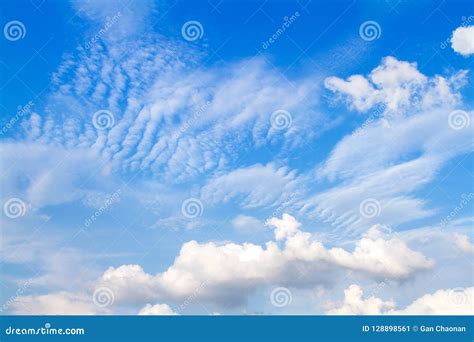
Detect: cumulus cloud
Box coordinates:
(390, 287, 474, 315)
(451, 26, 474, 57)
(327, 285, 473, 315)
(93, 215, 432, 308)
(326, 285, 395, 314)
(138, 304, 178, 315)
(324, 56, 465, 112)
(266, 213, 301, 240)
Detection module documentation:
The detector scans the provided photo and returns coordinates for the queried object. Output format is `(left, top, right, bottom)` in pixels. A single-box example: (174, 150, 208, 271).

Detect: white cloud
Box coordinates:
(30, 39, 323, 183)
(451, 26, 474, 57)
(69, 0, 157, 41)
(326, 285, 395, 314)
(138, 303, 177, 315)
(94, 215, 432, 307)
(266, 213, 301, 240)
(327, 285, 474, 315)
(0, 142, 115, 208)
(389, 287, 474, 315)
(453, 233, 474, 253)
(305, 156, 440, 234)
(324, 56, 465, 112)
(313, 57, 472, 233)
(320, 60, 470, 183)
(327, 225, 434, 279)
(11, 292, 109, 315)
(201, 163, 302, 208)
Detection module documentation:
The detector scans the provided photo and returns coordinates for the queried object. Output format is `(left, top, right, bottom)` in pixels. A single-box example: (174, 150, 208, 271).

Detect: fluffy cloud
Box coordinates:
(93, 215, 432, 307)
(138, 304, 177, 315)
(327, 285, 473, 315)
(324, 56, 465, 112)
(326, 285, 395, 314)
(266, 213, 301, 240)
(390, 287, 474, 314)
(451, 26, 474, 57)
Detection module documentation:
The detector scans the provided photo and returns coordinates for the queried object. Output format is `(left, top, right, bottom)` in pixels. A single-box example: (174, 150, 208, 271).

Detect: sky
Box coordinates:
(0, 0, 473, 315)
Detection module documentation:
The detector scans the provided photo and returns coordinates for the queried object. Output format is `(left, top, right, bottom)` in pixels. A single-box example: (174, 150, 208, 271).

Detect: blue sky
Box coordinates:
(0, 0, 473, 315)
